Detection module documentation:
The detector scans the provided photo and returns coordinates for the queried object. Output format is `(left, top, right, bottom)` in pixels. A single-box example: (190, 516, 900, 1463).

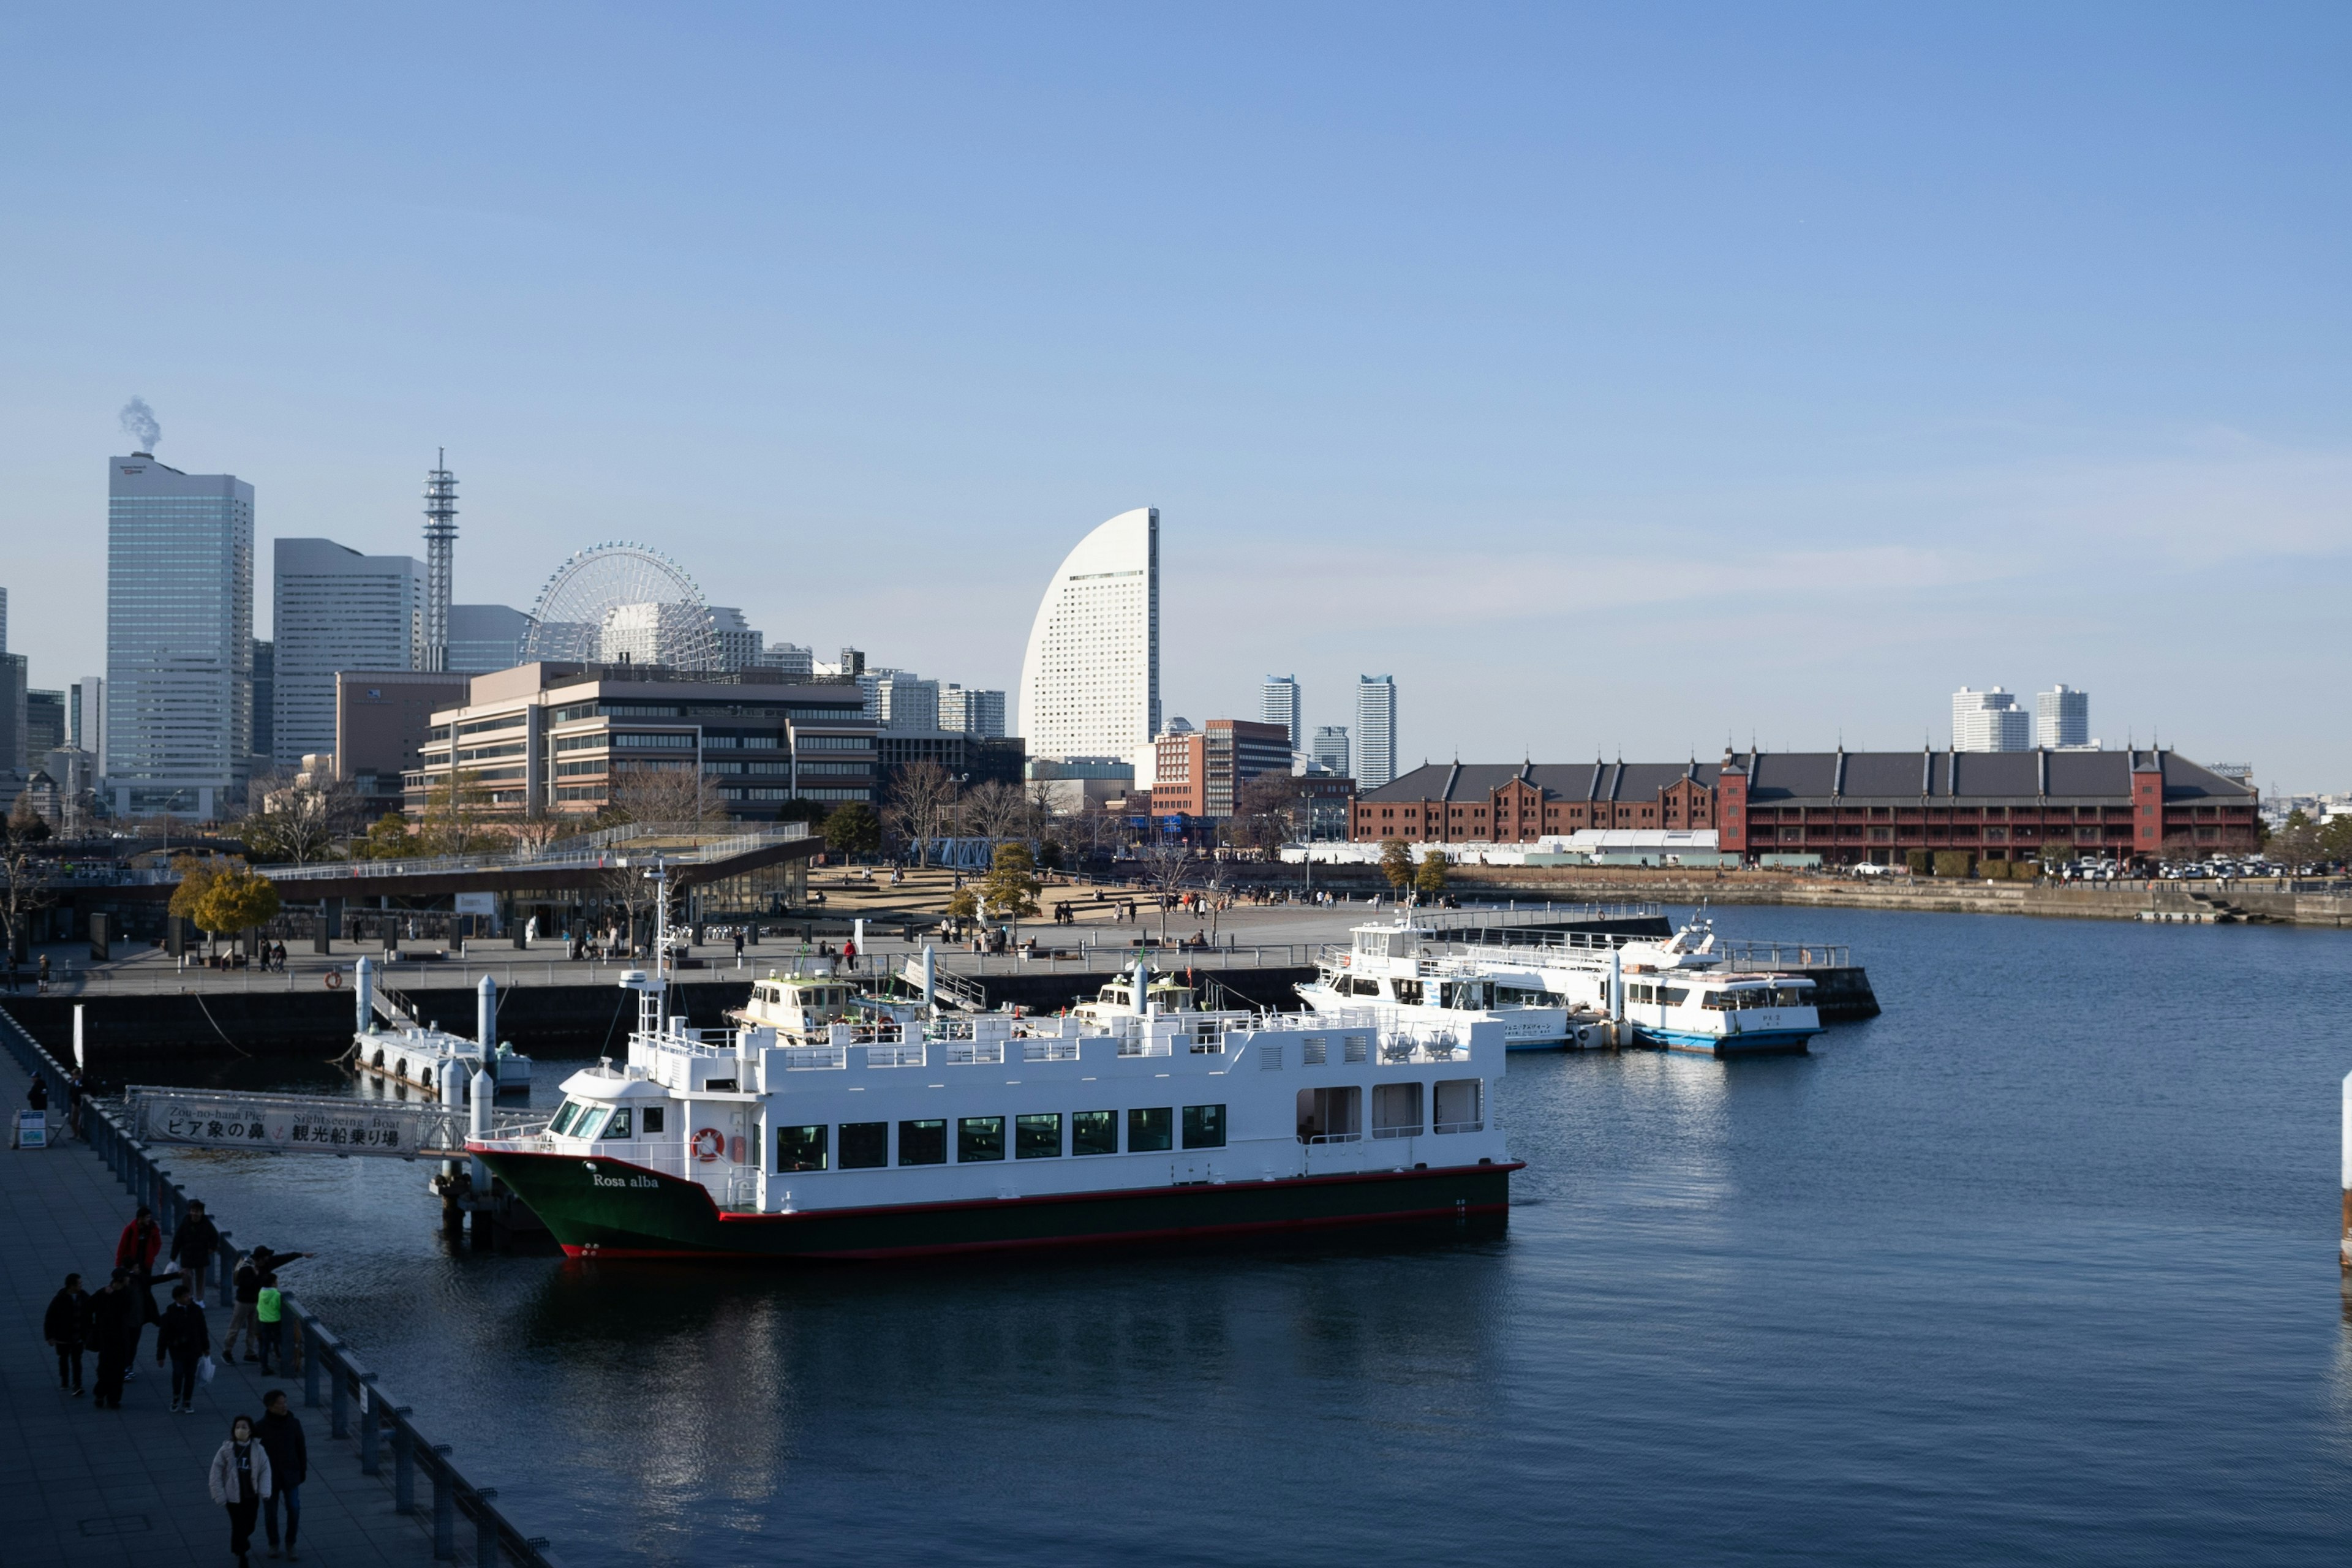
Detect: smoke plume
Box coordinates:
(119, 396, 161, 453)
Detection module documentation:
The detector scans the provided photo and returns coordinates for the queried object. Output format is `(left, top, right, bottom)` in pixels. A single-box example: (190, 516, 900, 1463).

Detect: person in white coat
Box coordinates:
(207, 1413, 273, 1567)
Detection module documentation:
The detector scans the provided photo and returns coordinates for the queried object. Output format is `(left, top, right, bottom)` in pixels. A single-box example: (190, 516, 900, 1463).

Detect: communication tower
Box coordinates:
(422, 450, 458, 671)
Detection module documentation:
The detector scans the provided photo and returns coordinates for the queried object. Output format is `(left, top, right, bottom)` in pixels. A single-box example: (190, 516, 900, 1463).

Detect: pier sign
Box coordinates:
(132, 1089, 467, 1159)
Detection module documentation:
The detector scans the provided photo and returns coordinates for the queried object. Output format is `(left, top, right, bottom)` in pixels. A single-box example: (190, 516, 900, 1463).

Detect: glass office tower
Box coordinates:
(107, 454, 254, 820)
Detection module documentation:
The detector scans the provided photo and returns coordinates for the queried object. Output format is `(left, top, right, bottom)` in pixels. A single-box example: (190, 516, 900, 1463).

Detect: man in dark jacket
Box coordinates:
(258, 1388, 308, 1559)
(169, 1199, 221, 1307)
(88, 1269, 140, 1408)
(43, 1272, 89, 1395)
(155, 1281, 209, 1413)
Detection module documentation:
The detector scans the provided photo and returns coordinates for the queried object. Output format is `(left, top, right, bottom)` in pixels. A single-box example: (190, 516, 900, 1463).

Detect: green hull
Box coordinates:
(476, 1148, 1519, 1261)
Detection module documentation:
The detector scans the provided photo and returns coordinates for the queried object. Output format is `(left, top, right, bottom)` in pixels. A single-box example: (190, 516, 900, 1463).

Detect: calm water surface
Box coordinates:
(165, 910, 2352, 1565)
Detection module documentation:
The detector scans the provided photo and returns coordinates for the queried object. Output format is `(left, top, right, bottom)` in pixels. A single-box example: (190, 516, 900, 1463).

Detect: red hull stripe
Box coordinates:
(555, 1198, 1515, 1261)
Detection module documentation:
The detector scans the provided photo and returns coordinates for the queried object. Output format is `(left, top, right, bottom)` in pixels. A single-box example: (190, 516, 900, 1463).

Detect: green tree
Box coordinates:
(418, 769, 500, 856)
(824, 802, 883, 858)
(1379, 837, 1414, 892)
(777, 798, 829, 827)
(349, 813, 418, 861)
(975, 843, 1042, 937)
(1414, 848, 1450, 901)
(2317, 815, 2352, 865)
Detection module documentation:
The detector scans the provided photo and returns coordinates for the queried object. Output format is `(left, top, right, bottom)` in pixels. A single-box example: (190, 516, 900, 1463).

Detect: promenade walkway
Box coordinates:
(0, 1039, 470, 1566)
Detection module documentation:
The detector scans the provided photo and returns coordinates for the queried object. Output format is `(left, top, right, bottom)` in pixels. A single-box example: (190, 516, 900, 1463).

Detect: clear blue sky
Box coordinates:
(4, 5, 2346, 788)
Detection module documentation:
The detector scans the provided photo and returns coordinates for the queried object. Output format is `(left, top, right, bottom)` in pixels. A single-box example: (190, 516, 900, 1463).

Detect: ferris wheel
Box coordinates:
(519, 541, 720, 671)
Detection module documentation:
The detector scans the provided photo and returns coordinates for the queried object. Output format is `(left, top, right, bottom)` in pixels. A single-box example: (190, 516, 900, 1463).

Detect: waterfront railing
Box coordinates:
(0, 1005, 566, 1568)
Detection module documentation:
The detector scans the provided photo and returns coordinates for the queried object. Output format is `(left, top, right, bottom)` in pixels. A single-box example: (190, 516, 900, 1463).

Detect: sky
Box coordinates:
(2, 4, 2347, 789)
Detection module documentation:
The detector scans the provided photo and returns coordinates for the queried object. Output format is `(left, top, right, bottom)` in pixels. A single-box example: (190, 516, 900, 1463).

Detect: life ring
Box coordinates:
(324, 970, 344, 990)
(692, 1128, 725, 1163)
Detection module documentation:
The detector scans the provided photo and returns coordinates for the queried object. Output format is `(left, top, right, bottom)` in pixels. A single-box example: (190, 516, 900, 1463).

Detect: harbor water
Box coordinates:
(157, 908, 2352, 1565)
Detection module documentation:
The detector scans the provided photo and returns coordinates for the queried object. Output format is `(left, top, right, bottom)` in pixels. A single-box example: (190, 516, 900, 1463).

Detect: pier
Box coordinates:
(0, 1011, 564, 1567)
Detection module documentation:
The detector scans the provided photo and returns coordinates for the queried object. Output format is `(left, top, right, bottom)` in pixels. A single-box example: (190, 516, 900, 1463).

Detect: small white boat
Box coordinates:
(1611, 918, 1823, 1057)
(1297, 920, 1596, 1050)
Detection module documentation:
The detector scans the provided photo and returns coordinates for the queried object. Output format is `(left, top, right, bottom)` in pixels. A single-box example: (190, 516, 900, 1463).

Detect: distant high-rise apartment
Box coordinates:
(758, 643, 816, 680)
(939, 684, 1007, 738)
(708, 607, 764, 671)
(1952, 687, 2030, 753)
(1311, 725, 1351, 776)
(250, 639, 274, 767)
(107, 453, 254, 819)
(1261, 676, 1300, 747)
(445, 605, 532, 675)
(1019, 508, 1159, 777)
(1354, 676, 1397, 789)
(872, 671, 940, 733)
(271, 538, 427, 767)
(0, 654, 24, 773)
(70, 677, 105, 771)
(26, 689, 64, 760)
(2036, 685, 2090, 749)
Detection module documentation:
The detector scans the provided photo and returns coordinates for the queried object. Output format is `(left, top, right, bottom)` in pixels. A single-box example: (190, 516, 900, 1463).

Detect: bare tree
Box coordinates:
(609, 761, 722, 831)
(0, 827, 55, 961)
(1136, 836, 1194, 946)
(884, 761, 961, 867)
(1223, 773, 1302, 855)
(506, 807, 573, 856)
(965, 779, 1030, 846)
(236, 772, 364, 866)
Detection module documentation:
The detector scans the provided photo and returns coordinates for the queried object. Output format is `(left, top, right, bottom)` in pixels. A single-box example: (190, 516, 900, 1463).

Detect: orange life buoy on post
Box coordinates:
(692, 1128, 725, 1163)
(324, 969, 344, 990)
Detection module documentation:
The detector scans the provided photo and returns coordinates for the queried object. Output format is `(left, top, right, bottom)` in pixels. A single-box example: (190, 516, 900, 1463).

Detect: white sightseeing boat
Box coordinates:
(469, 867, 1519, 1262)
(1297, 920, 1594, 1050)
(347, 957, 532, 1098)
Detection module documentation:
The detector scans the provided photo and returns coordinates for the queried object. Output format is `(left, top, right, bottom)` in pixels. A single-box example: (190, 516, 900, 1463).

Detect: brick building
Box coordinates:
(1717, 747, 2257, 864)
(1349, 749, 2258, 865)
(1152, 719, 1291, 820)
(1350, 761, 1720, 843)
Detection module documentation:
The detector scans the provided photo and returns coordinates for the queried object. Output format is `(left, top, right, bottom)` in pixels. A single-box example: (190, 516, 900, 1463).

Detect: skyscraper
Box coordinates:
(2036, 685, 2090, 748)
(1018, 507, 1159, 777)
(1354, 676, 1397, 789)
(707, 607, 764, 671)
(1951, 687, 2030, 752)
(1261, 675, 1301, 747)
(272, 538, 427, 767)
(421, 452, 458, 672)
(249, 641, 273, 766)
(107, 453, 254, 819)
(1311, 725, 1351, 776)
(446, 605, 532, 675)
(70, 677, 104, 770)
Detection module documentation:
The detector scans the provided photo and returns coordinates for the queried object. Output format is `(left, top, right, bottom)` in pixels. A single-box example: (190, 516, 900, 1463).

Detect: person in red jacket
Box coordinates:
(115, 1206, 162, 1273)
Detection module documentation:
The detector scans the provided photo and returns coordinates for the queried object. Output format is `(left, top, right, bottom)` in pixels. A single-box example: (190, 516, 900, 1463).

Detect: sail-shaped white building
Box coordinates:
(1018, 507, 1159, 782)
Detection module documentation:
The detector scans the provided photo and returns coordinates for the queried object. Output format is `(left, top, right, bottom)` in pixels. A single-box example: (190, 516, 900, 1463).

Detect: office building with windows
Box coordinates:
(1354, 675, 1397, 790)
(249, 640, 274, 769)
(938, 684, 1006, 738)
(106, 453, 255, 819)
(1952, 687, 2031, 753)
(407, 663, 875, 823)
(1151, 718, 1291, 821)
(271, 538, 427, 768)
(446, 604, 532, 676)
(70, 677, 104, 772)
(1018, 507, 1159, 778)
(1311, 725, 1351, 776)
(2037, 685, 2091, 749)
(708, 607, 765, 671)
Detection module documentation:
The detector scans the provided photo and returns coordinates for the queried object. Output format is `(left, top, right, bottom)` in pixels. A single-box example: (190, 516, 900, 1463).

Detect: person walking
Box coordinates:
(65, 1069, 85, 1139)
(207, 1413, 273, 1568)
(43, 1272, 90, 1396)
(37, 952, 51, 992)
(224, 1250, 265, 1363)
(171, 1199, 222, 1307)
(254, 1273, 284, 1374)
(256, 1389, 307, 1561)
(157, 1281, 209, 1413)
(88, 1268, 139, 1408)
(115, 1205, 164, 1369)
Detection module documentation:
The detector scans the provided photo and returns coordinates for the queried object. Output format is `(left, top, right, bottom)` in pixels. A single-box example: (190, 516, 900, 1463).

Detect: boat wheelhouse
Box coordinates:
(470, 865, 1518, 1261)
(1298, 919, 1590, 1050)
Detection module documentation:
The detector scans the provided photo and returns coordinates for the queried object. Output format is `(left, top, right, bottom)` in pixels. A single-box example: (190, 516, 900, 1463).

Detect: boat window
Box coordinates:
(1394, 979, 1423, 1007)
(1181, 1104, 1226, 1150)
(1072, 1110, 1117, 1156)
(570, 1106, 611, 1142)
(899, 1119, 946, 1166)
(839, 1122, 888, 1169)
(603, 1107, 633, 1140)
(641, 1107, 665, 1135)
(775, 1124, 828, 1172)
(1434, 1079, 1482, 1133)
(549, 1101, 584, 1136)
(1016, 1113, 1063, 1159)
(1371, 1082, 1422, 1138)
(1659, 987, 1690, 1006)
(957, 1117, 1005, 1163)
(1128, 1107, 1173, 1153)
(1350, 977, 1381, 998)
(1297, 1086, 1361, 1142)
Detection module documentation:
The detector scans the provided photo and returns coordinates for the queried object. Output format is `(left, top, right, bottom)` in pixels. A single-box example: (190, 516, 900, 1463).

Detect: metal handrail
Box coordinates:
(0, 1006, 564, 1568)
